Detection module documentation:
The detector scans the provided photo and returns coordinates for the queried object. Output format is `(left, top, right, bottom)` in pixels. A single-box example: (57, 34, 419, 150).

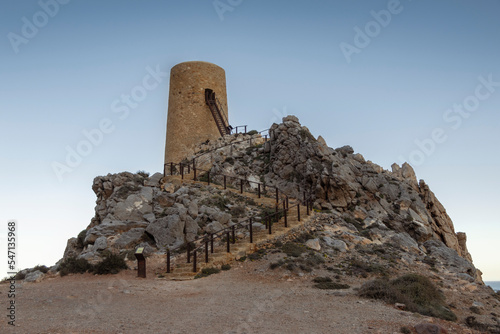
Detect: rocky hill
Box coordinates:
(16, 116, 500, 332)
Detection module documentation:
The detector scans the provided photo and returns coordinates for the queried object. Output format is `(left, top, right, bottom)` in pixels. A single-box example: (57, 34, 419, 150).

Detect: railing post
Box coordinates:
(303, 191, 306, 204)
(284, 201, 288, 228)
(187, 164, 190, 174)
(275, 188, 279, 203)
(268, 216, 272, 235)
(163, 163, 167, 177)
(306, 199, 310, 215)
(210, 233, 214, 253)
(231, 225, 236, 244)
(193, 250, 197, 273)
(244, 125, 247, 134)
(240, 179, 243, 194)
(265, 134, 268, 142)
(205, 240, 209, 263)
(224, 175, 226, 189)
(187, 243, 191, 263)
(166, 249, 171, 273)
(180, 163, 184, 180)
(226, 232, 230, 253)
(249, 218, 253, 244)
(193, 167, 197, 181)
(170, 162, 173, 175)
(286, 196, 289, 209)
(258, 184, 261, 198)
(297, 204, 301, 222)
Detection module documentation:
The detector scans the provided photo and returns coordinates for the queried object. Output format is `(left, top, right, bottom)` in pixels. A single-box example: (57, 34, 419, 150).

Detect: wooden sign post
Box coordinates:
(135, 247, 146, 278)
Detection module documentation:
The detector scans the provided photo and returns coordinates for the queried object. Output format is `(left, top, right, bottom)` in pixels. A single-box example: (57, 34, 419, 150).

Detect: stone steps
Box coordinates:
(161, 175, 314, 280)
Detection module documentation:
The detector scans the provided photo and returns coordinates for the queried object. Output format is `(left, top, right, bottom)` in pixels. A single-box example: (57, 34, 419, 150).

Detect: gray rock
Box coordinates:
(114, 192, 153, 221)
(205, 221, 224, 234)
(146, 215, 184, 249)
(63, 237, 80, 258)
(185, 216, 199, 242)
(163, 182, 175, 193)
(143, 213, 156, 223)
(305, 238, 321, 251)
(323, 237, 348, 252)
(85, 220, 148, 244)
(424, 240, 476, 277)
(156, 193, 175, 208)
(114, 228, 145, 248)
(24, 270, 44, 283)
(187, 200, 199, 218)
(94, 236, 108, 250)
(390, 233, 419, 252)
(145, 172, 163, 187)
(414, 323, 447, 334)
(457, 273, 475, 283)
(251, 223, 266, 230)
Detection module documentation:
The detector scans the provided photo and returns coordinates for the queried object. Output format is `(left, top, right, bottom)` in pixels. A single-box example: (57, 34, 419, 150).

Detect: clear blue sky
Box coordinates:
(1, 0, 499, 280)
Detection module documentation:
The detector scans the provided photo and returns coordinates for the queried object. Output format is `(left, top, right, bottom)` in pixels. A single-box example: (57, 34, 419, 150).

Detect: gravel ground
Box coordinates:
(1, 258, 483, 334)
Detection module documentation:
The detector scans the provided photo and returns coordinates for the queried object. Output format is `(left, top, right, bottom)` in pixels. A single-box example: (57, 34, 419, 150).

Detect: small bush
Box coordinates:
(14, 272, 26, 280)
(359, 274, 457, 321)
(247, 130, 258, 135)
(400, 326, 411, 334)
(59, 257, 92, 276)
(136, 170, 150, 178)
(314, 282, 350, 290)
(92, 253, 128, 275)
(313, 276, 332, 283)
(469, 306, 482, 314)
(195, 267, 221, 279)
(269, 260, 285, 270)
(221, 264, 231, 271)
(348, 258, 388, 277)
(248, 249, 266, 261)
(281, 243, 305, 257)
(33, 265, 49, 274)
(230, 205, 246, 218)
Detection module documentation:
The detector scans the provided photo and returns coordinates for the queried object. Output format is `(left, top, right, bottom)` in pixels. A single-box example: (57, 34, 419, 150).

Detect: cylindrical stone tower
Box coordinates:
(164, 61, 228, 164)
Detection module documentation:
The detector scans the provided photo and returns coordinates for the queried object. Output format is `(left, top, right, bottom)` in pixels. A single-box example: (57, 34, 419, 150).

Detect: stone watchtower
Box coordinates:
(164, 61, 230, 164)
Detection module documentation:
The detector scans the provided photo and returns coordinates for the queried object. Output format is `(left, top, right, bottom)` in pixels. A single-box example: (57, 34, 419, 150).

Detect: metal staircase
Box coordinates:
(205, 88, 232, 136)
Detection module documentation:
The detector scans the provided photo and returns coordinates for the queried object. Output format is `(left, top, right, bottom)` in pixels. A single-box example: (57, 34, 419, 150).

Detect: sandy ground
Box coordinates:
(1, 257, 484, 334)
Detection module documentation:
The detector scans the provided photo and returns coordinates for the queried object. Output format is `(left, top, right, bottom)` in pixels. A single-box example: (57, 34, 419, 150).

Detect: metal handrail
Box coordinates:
(163, 159, 315, 273)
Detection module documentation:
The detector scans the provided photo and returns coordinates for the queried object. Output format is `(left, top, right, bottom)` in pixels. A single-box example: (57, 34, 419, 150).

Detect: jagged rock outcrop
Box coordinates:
(61, 115, 481, 283)
(201, 116, 481, 282)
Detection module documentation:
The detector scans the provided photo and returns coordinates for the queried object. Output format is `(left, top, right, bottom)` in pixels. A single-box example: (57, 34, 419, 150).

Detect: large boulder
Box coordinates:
(145, 215, 185, 249)
(24, 270, 44, 283)
(113, 228, 146, 249)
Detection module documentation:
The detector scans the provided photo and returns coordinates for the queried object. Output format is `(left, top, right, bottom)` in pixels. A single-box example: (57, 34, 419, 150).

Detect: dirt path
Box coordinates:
(1, 260, 480, 334)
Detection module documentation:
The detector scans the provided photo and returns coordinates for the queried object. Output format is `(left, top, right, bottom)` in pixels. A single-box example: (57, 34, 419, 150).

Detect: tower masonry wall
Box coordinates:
(164, 61, 228, 164)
